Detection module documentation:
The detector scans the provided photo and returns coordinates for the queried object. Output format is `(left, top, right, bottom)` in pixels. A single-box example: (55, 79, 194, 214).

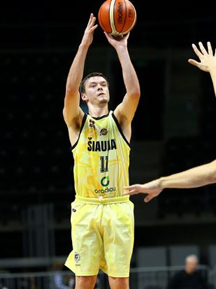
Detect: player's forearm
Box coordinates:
(116, 47, 140, 96)
(66, 44, 89, 96)
(159, 160, 216, 189)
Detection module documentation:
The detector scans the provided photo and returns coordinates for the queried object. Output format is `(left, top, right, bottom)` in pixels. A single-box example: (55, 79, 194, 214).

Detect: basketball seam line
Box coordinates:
(110, 0, 119, 35)
(119, 0, 127, 34)
(122, 3, 137, 34)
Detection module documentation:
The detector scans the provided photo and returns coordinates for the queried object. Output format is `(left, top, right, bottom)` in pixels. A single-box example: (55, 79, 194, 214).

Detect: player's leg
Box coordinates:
(65, 202, 103, 277)
(103, 201, 134, 286)
(75, 275, 97, 289)
(108, 277, 129, 289)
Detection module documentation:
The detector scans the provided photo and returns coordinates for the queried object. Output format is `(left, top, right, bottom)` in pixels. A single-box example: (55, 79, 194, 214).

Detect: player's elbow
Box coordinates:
(62, 107, 72, 126)
(62, 108, 68, 124)
(66, 85, 77, 97)
(130, 88, 141, 100)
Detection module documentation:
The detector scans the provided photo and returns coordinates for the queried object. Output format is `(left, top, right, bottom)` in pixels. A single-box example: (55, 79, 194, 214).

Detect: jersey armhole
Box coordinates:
(70, 113, 87, 151)
(111, 112, 131, 148)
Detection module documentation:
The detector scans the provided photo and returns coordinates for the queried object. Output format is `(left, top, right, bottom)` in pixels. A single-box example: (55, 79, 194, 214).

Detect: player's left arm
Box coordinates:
(104, 33, 140, 141)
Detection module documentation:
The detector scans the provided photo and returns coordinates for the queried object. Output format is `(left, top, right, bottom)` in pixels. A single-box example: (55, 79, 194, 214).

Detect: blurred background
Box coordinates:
(1, 0, 216, 288)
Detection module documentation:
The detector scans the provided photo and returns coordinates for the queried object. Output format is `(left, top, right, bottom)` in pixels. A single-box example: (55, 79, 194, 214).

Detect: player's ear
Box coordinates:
(81, 93, 88, 102)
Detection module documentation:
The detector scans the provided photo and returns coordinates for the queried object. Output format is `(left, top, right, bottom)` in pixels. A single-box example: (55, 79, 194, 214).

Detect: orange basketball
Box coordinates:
(98, 0, 137, 37)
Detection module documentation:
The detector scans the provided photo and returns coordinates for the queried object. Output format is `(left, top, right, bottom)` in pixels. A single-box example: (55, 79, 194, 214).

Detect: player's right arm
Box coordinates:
(63, 14, 97, 145)
(124, 160, 216, 202)
(188, 41, 216, 98)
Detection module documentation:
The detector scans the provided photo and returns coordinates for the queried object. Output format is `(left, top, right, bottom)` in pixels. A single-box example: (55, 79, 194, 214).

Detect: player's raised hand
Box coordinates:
(188, 42, 216, 73)
(81, 13, 98, 47)
(124, 179, 163, 203)
(104, 32, 130, 50)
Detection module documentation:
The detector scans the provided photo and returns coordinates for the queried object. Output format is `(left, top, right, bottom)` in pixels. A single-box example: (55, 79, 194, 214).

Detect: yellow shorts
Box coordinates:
(65, 196, 134, 277)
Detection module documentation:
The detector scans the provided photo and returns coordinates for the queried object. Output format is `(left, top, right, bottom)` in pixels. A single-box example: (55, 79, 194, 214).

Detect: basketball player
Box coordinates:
(63, 13, 140, 289)
(124, 41, 216, 203)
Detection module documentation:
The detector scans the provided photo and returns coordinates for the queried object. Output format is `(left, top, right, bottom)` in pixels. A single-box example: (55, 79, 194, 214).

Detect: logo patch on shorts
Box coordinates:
(72, 208, 76, 212)
(74, 252, 80, 262)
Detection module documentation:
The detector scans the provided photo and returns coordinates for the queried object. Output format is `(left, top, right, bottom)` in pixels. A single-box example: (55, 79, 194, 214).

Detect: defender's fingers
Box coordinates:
(123, 187, 139, 195)
(188, 59, 200, 67)
(207, 41, 213, 55)
(198, 41, 208, 55)
(192, 43, 203, 58)
(144, 195, 153, 203)
(124, 185, 137, 190)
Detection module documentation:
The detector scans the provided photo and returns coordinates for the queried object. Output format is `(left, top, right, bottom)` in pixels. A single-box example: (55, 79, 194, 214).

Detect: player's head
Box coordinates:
(79, 72, 110, 107)
(185, 255, 199, 274)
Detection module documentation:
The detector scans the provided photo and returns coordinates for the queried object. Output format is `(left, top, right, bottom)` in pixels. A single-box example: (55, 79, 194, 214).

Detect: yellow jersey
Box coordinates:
(71, 111, 130, 199)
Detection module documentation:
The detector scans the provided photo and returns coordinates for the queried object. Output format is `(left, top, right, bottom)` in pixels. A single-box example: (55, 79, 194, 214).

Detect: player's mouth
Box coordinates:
(98, 92, 106, 97)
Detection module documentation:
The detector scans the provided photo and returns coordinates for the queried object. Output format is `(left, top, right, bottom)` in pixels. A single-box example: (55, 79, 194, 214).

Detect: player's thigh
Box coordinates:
(103, 201, 134, 276)
(72, 203, 103, 272)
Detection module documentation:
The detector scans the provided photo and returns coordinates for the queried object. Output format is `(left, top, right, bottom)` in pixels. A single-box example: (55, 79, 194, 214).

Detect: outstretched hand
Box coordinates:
(188, 42, 216, 73)
(81, 13, 98, 47)
(124, 179, 163, 203)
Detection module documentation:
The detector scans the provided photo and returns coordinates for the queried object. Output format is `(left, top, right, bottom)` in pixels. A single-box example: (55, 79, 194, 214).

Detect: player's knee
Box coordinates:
(109, 277, 129, 289)
(75, 275, 97, 289)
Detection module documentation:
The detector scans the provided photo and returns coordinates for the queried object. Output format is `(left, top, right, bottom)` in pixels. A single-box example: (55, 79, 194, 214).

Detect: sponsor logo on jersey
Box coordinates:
(94, 187, 116, 195)
(101, 176, 110, 187)
(95, 177, 116, 195)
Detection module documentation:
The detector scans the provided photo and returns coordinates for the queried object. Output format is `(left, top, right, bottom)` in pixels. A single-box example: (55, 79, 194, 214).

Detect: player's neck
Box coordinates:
(88, 105, 109, 118)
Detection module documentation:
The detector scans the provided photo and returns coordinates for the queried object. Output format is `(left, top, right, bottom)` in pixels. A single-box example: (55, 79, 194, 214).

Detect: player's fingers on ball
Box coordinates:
(125, 33, 130, 39)
(103, 32, 109, 39)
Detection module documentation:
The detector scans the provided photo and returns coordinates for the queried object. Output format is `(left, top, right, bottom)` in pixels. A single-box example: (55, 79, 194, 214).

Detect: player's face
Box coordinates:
(82, 76, 110, 105)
